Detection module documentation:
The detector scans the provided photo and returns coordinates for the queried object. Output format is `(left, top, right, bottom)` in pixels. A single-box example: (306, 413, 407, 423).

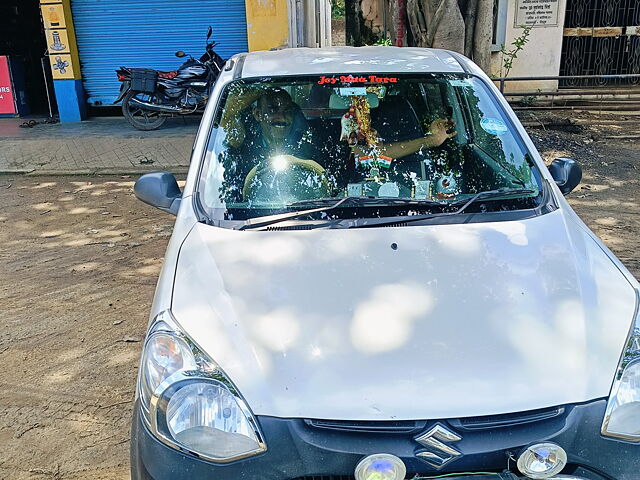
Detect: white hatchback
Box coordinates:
(130, 47, 640, 480)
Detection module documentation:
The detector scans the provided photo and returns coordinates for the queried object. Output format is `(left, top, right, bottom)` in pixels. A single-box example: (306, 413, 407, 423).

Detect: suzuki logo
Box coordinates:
(414, 424, 463, 470)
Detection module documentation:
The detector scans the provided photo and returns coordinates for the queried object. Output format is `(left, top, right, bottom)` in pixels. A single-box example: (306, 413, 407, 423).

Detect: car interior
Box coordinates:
(205, 75, 540, 214)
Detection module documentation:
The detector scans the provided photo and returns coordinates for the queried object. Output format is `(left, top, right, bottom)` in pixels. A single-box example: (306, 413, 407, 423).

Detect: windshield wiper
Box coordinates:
(351, 187, 539, 229)
(448, 187, 538, 215)
(238, 189, 537, 231)
(238, 196, 447, 231)
(289, 196, 448, 208)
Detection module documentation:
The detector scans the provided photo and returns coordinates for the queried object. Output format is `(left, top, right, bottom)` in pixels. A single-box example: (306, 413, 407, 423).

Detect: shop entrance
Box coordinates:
(0, 0, 52, 114)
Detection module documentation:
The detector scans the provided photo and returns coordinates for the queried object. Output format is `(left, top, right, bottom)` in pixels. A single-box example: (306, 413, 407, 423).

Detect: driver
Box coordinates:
(221, 87, 313, 154)
(219, 88, 319, 202)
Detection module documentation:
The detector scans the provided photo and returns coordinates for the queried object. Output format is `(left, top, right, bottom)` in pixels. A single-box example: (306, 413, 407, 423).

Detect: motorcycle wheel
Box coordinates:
(122, 91, 167, 131)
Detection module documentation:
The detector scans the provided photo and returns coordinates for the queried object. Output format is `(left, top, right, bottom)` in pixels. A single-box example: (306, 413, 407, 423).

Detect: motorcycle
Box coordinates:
(115, 27, 225, 131)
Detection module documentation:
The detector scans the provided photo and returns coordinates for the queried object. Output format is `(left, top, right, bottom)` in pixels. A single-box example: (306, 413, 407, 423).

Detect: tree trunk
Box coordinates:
(345, 0, 379, 46)
(405, 0, 427, 46)
(404, 0, 493, 74)
(472, 0, 493, 73)
(345, 0, 362, 46)
(406, 0, 465, 53)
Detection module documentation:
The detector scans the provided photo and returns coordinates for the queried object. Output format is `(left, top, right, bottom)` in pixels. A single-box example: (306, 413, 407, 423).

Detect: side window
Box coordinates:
(459, 83, 509, 158)
(457, 79, 535, 187)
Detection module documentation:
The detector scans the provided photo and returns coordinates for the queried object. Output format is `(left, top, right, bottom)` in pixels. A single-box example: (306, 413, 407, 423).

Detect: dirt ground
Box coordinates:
(522, 109, 640, 277)
(0, 111, 638, 479)
(0, 177, 169, 479)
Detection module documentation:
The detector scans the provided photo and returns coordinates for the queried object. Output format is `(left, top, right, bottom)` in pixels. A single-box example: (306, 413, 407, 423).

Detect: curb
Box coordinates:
(0, 169, 35, 175)
(0, 167, 190, 177)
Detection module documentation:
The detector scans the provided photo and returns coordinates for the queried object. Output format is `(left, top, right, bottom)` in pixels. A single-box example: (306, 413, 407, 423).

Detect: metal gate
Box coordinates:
(71, 0, 248, 106)
(560, 0, 640, 87)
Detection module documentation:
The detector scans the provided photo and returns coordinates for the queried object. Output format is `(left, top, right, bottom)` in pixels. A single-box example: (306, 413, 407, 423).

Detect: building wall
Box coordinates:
(245, 0, 290, 51)
(491, 0, 568, 93)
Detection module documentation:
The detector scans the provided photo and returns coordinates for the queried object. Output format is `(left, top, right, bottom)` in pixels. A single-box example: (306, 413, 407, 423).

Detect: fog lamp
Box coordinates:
(354, 453, 406, 480)
(516, 442, 567, 479)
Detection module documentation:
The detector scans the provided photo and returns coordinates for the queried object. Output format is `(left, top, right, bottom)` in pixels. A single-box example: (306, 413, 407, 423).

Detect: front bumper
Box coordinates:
(131, 399, 639, 480)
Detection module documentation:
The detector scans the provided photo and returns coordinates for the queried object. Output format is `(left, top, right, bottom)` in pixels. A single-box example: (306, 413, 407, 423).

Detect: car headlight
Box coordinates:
(139, 329, 197, 413)
(137, 310, 266, 462)
(602, 295, 640, 442)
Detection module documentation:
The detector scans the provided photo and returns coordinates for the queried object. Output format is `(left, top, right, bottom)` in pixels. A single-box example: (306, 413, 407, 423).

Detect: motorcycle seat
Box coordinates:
(158, 71, 178, 79)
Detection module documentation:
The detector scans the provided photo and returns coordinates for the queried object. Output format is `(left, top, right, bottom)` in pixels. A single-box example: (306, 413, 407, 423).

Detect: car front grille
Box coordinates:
(456, 406, 565, 430)
(304, 418, 424, 434)
(304, 405, 566, 434)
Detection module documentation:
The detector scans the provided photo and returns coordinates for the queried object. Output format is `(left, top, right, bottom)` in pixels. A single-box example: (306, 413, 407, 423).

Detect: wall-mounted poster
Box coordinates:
(45, 29, 70, 54)
(41, 3, 66, 29)
(50, 54, 76, 79)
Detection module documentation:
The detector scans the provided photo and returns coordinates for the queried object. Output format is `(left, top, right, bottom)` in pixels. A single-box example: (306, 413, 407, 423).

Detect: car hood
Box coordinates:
(172, 211, 636, 420)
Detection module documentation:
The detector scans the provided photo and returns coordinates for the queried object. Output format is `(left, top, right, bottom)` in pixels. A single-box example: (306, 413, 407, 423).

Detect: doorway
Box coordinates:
(0, 0, 52, 114)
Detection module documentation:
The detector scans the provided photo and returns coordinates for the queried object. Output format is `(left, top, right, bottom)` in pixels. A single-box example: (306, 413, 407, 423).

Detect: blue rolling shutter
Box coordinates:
(71, 0, 248, 105)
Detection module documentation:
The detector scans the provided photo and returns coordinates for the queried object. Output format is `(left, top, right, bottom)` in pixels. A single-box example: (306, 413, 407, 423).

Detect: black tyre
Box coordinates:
(122, 91, 167, 131)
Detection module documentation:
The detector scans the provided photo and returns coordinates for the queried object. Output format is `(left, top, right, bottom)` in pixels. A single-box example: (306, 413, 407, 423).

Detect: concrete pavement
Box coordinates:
(0, 115, 201, 175)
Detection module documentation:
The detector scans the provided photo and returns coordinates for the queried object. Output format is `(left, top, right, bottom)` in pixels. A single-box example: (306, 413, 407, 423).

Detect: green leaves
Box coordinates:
(331, 0, 346, 18)
(500, 24, 533, 78)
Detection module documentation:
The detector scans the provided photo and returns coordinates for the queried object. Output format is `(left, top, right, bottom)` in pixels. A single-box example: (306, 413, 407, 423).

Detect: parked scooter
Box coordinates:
(115, 27, 225, 131)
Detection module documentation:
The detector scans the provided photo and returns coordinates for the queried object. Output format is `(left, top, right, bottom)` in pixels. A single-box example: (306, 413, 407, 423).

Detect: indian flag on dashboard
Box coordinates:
(356, 155, 393, 168)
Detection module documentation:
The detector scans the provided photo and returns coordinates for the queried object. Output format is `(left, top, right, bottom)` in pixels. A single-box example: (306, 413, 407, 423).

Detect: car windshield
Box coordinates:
(197, 74, 543, 223)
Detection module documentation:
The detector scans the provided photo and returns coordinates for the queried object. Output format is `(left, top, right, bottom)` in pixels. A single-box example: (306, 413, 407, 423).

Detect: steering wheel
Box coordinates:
(242, 155, 330, 203)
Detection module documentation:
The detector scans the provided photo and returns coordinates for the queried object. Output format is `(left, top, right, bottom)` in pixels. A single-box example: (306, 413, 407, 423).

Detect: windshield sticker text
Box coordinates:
(317, 75, 398, 85)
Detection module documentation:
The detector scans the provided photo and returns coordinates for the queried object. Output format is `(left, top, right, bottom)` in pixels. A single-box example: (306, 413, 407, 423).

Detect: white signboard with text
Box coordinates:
(515, 0, 560, 27)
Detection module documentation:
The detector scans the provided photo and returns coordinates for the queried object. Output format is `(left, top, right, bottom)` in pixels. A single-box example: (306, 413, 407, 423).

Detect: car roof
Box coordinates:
(236, 46, 466, 79)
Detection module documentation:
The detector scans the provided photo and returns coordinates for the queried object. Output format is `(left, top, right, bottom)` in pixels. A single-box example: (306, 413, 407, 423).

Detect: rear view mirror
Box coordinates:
(329, 92, 379, 109)
(134, 171, 182, 215)
(175, 51, 186, 58)
(207, 26, 213, 41)
(548, 158, 582, 195)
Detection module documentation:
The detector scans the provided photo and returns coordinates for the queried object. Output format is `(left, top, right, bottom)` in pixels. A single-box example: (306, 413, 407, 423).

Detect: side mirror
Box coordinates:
(134, 172, 182, 215)
(207, 26, 213, 41)
(175, 51, 186, 58)
(548, 158, 582, 195)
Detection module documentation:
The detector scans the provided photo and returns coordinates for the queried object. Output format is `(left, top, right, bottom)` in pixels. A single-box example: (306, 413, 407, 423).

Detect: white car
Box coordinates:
(130, 47, 640, 480)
